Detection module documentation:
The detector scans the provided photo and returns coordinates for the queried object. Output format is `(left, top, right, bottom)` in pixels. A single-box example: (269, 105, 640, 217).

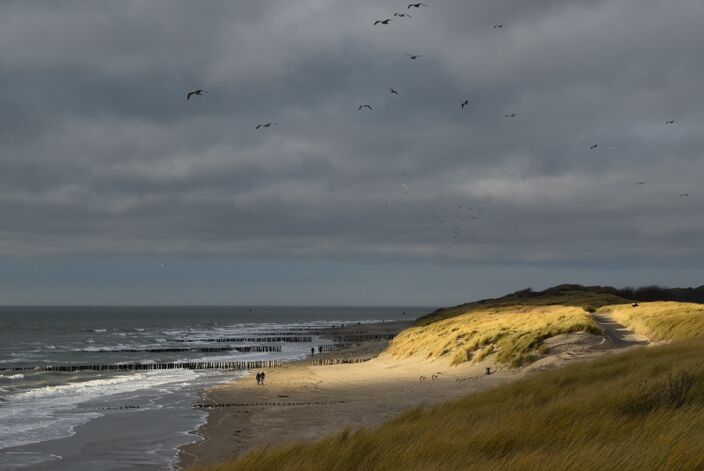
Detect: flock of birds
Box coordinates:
(180, 1, 690, 253)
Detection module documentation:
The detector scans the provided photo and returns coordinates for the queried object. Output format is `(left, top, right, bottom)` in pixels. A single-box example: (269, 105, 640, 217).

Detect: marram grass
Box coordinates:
(203, 340, 704, 471)
(604, 301, 704, 341)
(389, 302, 601, 367)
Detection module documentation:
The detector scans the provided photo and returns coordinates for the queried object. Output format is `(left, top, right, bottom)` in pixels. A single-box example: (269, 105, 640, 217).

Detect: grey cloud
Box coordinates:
(0, 0, 703, 274)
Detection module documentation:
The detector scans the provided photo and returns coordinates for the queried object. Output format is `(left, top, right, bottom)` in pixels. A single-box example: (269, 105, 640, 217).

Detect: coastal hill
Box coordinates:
(389, 285, 630, 367)
(197, 285, 704, 471)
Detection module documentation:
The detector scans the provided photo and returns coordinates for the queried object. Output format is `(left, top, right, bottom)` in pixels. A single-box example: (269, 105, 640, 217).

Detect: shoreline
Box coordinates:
(177, 320, 517, 469)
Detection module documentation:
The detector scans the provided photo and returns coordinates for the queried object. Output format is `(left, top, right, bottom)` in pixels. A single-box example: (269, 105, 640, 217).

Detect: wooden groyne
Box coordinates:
(193, 400, 347, 408)
(311, 357, 374, 366)
(175, 336, 312, 343)
(318, 343, 353, 352)
(0, 360, 282, 373)
(331, 334, 396, 343)
(84, 345, 282, 353)
(252, 330, 369, 336)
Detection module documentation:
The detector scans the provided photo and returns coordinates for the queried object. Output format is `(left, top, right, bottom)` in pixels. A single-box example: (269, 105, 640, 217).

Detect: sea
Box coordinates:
(0, 306, 427, 470)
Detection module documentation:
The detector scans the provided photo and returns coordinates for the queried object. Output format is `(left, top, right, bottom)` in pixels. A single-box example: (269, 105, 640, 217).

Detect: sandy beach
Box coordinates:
(178, 314, 647, 470)
(178, 321, 516, 469)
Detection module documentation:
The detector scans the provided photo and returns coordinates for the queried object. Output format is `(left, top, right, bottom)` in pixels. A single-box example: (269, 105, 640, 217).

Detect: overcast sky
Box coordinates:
(1, 0, 703, 305)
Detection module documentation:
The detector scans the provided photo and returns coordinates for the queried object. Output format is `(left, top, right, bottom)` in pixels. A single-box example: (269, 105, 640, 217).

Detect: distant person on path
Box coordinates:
(311, 347, 315, 356)
(318, 345, 322, 353)
(260, 371, 266, 384)
(256, 372, 261, 385)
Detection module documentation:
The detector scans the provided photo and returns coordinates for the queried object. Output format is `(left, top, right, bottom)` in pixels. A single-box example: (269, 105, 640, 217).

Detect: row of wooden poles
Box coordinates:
(331, 334, 396, 343)
(318, 343, 352, 352)
(0, 359, 282, 373)
(83, 345, 282, 353)
(175, 336, 312, 343)
(250, 330, 369, 336)
(194, 400, 348, 408)
(311, 357, 374, 366)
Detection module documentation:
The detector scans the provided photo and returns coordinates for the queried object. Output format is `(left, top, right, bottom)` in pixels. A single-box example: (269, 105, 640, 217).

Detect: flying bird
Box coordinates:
(590, 144, 598, 150)
(408, 3, 428, 9)
(390, 88, 399, 95)
(665, 120, 678, 125)
(256, 122, 278, 129)
(374, 19, 392, 25)
(186, 89, 206, 100)
(680, 193, 689, 197)
(504, 113, 518, 118)
(394, 12, 412, 17)
(359, 104, 373, 111)
(461, 100, 469, 109)
(493, 24, 504, 29)
(406, 53, 420, 60)
(636, 181, 646, 185)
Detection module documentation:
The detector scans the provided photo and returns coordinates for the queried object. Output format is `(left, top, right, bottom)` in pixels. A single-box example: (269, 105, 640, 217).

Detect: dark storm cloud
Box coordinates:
(1, 0, 703, 268)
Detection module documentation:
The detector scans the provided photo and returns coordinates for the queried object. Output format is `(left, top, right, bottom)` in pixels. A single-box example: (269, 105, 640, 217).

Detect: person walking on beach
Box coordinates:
(311, 347, 315, 356)
(260, 371, 266, 384)
(256, 372, 261, 385)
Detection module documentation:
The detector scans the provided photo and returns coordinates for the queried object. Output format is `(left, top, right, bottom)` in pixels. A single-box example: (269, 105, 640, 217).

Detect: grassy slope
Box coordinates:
(389, 286, 628, 366)
(604, 301, 704, 341)
(210, 340, 704, 471)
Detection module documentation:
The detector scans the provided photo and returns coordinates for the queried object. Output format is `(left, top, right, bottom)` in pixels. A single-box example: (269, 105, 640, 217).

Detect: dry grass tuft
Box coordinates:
(201, 340, 704, 471)
(603, 301, 704, 341)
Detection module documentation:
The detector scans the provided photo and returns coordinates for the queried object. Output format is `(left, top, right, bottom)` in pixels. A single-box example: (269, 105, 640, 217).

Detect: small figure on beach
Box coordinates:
(256, 372, 262, 385)
(318, 345, 322, 353)
(311, 347, 315, 356)
(260, 371, 266, 384)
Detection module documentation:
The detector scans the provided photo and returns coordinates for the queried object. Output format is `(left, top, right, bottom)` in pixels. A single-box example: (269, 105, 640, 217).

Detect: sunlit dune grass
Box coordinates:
(388, 288, 625, 366)
(604, 301, 704, 341)
(390, 304, 600, 366)
(203, 340, 704, 471)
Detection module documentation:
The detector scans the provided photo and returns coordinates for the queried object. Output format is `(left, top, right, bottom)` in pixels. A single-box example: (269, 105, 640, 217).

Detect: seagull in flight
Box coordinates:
(504, 113, 518, 118)
(636, 181, 646, 185)
(461, 100, 469, 109)
(665, 120, 678, 125)
(374, 19, 392, 25)
(493, 24, 504, 29)
(680, 193, 689, 197)
(394, 12, 412, 17)
(408, 3, 428, 9)
(390, 88, 399, 95)
(590, 144, 598, 150)
(186, 89, 206, 100)
(359, 104, 373, 111)
(256, 122, 278, 129)
(406, 53, 420, 60)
